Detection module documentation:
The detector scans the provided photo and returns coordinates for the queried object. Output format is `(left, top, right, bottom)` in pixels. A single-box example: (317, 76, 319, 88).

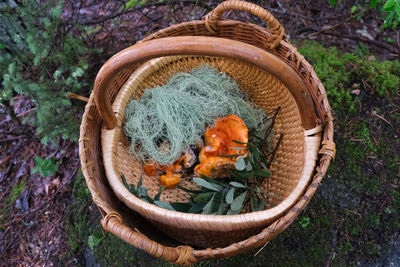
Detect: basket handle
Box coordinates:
(94, 36, 316, 130)
(204, 0, 285, 49)
(101, 212, 197, 265)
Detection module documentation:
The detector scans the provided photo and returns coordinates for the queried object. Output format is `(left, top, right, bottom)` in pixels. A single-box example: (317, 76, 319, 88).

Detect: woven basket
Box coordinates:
(80, 0, 335, 264)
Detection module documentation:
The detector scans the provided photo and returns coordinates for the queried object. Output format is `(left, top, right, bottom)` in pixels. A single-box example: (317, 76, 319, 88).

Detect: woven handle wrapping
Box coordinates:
(205, 0, 285, 49)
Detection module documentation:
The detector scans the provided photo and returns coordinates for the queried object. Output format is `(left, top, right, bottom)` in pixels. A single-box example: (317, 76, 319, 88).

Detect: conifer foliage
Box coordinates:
(0, 0, 98, 144)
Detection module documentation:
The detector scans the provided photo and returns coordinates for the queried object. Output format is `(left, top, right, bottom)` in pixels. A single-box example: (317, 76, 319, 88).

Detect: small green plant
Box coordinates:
(88, 232, 104, 249)
(121, 175, 174, 210)
(0, 0, 99, 145)
(382, 0, 400, 28)
(328, 0, 400, 29)
(299, 216, 311, 228)
(31, 156, 59, 177)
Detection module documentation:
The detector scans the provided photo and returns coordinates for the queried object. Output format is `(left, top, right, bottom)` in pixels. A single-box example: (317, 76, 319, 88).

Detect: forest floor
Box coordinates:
(1, 0, 399, 266)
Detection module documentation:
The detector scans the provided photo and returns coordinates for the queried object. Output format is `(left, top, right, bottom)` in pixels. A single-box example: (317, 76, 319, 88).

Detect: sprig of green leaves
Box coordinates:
(121, 174, 175, 210)
(176, 107, 282, 215)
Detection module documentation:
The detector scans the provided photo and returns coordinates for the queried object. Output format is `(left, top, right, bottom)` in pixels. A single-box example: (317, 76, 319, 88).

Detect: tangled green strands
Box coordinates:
(124, 66, 272, 165)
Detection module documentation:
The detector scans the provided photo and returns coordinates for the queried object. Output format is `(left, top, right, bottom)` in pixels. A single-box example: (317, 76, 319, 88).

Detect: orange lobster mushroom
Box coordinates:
(144, 148, 196, 188)
(194, 115, 248, 178)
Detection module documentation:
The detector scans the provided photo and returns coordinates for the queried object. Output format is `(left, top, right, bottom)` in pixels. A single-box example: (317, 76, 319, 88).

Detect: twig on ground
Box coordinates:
(325, 230, 338, 267)
(372, 113, 391, 126)
(0, 155, 12, 167)
(78, 0, 213, 26)
(16, 108, 37, 118)
(318, 32, 399, 54)
(305, 9, 368, 38)
(67, 94, 88, 102)
(0, 136, 26, 144)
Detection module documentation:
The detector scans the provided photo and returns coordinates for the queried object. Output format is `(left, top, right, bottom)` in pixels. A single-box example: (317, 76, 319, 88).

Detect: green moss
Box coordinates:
(66, 171, 91, 254)
(298, 41, 400, 114)
(66, 171, 147, 266)
(0, 176, 27, 227)
(355, 122, 377, 154)
(365, 213, 381, 229)
(8, 176, 27, 204)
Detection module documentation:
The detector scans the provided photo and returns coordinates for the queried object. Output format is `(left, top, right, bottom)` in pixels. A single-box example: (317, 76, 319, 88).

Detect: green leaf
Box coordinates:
(229, 181, 246, 188)
(154, 201, 175, 211)
(254, 168, 271, 177)
(233, 170, 253, 179)
(154, 186, 166, 201)
(202, 193, 216, 214)
(226, 187, 235, 204)
(188, 203, 206, 213)
(351, 5, 357, 13)
(171, 202, 192, 212)
(329, 0, 337, 6)
(193, 178, 221, 191)
(138, 185, 147, 196)
(384, 12, 395, 28)
(395, 2, 400, 16)
(142, 195, 153, 203)
(31, 166, 40, 175)
(393, 16, 400, 28)
(249, 143, 260, 161)
(129, 185, 137, 194)
(231, 191, 247, 211)
(384, 0, 395, 11)
(226, 170, 245, 179)
(232, 139, 247, 145)
(32, 156, 58, 177)
(201, 175, 226, 186)
(125, 0, 138, 10)
(217, 194, 227, 215)
(42, 167, 57, 177)
(137, 175, 143, 188)
(194, 192, 214, 203)
(385, 37, 395, 43)
(246, 160, 253, 171)
(371, 0, 377, 8)
(235, 156, 246, 171)
(260, 162, 269, 171)
(217, 154, 242, 158)
(34, 156, 44, 165)
(177, 186, 204, 195)
(121, 174, 129, 189)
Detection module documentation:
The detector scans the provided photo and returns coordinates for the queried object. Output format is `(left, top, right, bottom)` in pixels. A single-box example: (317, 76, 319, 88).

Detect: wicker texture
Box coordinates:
(79, 0, 335, 264)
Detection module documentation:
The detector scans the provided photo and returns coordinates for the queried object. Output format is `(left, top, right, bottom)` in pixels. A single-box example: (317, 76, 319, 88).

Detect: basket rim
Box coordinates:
(101, 54, 321, 231)
(94, 36, 318, 131)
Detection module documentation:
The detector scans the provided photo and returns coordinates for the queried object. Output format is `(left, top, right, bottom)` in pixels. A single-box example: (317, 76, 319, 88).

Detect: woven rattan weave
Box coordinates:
(79, 1, 335, 265)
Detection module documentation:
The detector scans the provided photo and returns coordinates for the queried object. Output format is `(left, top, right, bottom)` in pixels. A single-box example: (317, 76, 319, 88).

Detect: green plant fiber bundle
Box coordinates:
(124, 66, 270, 165)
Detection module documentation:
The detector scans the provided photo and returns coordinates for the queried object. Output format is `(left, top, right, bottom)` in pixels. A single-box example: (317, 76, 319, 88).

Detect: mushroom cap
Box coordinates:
(195, 115, 248, 178)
